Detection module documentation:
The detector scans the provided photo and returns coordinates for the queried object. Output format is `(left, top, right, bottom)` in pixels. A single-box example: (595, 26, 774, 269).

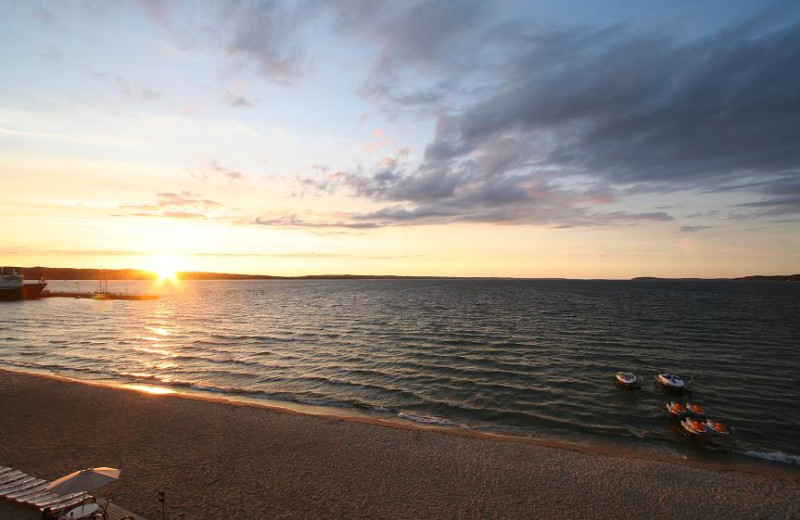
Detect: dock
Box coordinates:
(41, 291, 159, 300)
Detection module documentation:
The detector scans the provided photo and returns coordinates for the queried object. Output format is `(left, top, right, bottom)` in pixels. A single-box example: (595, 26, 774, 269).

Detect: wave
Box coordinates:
(397, 411, 467, 428)
(738, 450, 800, 465)
(0, 359, 107, 376)
(432, 339, 487, 347)
(122, 374, 367, 412)
(172, 353, 267, 368)
(3, 278, 799, 465)
(188, 382, 264, 396)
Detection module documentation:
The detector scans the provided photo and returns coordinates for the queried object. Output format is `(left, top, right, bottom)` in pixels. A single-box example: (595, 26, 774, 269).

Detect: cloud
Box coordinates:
(0, 249, 148, 256)
(219, 0, 312, 86)
(115, 77, 161, 101)
(119, 191, 224, 219)
(138, 2, 799, 230)
(162, 210, 208, 219)
(137, 0, 170, 23)
(154, 191, 221, 208)
(328, 0, 496, 114)
(225, 91, 253, 107)
(252, 198, 672, 229)
(190, 251, 414, 260)
(190, 160, 248, 183)
(223, 80, 254, 107)
(422, 22, 800, 188)
(206, 161, 247, 182)
(298, 144, 673, 227)
(32, 7, 55, 24)
(734, 176, 800, 217)
(135, 0, 314, 86)
(89, 72, 162, 101)
(152, 0, 491, 95)
(129, 211, 208, 219)
(735, 197, 800, 217)
(251, 214, 381, 229)
(191, 251, 347, 258)
(681, 226, 712, 232)
(42, 48, 63, 62)
(223, 171, 246, 181)
(295, 8, 800, 228)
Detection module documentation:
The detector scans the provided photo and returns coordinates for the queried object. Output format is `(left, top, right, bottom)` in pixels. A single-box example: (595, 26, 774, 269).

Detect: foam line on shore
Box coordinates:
(1, 367, 798, 482)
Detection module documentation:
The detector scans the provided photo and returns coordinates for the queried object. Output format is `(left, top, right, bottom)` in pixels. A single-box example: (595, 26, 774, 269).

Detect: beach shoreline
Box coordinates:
(3, 366, 797, 480)
(1, 368, 798, 519)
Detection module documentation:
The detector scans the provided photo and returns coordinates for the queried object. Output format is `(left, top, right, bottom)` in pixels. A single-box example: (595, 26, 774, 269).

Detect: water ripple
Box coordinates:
(2, 278, 799, 463)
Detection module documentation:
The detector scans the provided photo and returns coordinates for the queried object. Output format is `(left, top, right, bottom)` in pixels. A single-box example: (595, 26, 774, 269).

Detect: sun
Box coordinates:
(147, 255, 182, 282)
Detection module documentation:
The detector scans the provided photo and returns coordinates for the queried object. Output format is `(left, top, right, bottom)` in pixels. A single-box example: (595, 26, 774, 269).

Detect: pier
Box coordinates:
(41, 291, 159, 300)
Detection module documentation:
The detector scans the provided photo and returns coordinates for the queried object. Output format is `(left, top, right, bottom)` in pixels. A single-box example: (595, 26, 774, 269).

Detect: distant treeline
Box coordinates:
(17, 267, 442, 281)
(630, 277, 721, 281)
(633, 274, 799, 282)
(12, 267, 800, 281)
(734, 274, 800, 281)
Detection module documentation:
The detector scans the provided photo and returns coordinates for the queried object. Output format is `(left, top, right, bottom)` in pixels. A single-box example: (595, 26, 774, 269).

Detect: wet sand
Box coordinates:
(0, 369, 798, 519)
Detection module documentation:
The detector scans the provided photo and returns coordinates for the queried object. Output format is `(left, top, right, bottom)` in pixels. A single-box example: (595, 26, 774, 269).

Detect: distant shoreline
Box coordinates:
(11, 266, 800, 281)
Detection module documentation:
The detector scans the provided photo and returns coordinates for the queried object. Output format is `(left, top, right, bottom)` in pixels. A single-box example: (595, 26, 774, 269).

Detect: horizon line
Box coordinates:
(8, 266, 799, 282)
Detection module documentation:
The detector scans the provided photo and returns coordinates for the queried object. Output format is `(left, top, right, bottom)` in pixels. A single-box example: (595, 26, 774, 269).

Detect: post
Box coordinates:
(158, 490, 166, 520)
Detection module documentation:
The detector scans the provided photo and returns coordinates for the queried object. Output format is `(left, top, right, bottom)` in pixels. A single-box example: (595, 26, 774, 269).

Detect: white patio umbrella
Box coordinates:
(45, 467, 121, 503)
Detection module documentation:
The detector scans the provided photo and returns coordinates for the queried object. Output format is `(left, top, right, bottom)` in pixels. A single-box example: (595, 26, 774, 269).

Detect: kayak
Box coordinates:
(684, 402, 707, 418)
(615, 372, 639, 388)
(705, 419, 731, 436)
(681, 417, 708, 437)
(665, 401, 687, 417)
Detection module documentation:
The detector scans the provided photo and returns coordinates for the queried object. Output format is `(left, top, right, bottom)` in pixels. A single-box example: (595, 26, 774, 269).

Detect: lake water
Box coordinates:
(2, 279, 798, 466)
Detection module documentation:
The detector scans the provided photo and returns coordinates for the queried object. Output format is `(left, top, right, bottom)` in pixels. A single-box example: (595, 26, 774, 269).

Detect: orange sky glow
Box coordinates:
(1, 2, 798, 278)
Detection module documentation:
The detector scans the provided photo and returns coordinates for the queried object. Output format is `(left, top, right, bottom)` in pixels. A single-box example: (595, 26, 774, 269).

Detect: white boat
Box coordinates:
(680, 417, 708, 437)
(0, 268, 47, 301)
(615, 372, 639, 388)
(655, 371, 686, 390)
(0, 270, 24, 299)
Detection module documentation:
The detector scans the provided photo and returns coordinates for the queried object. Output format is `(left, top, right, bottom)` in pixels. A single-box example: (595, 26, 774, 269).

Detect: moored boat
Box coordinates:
(680, 417, 708, 437)
(0, 268, 47, 301)
(684, 401, 707, 418)
(615, 371, 639, 388)
(665, 401, 687, 417)
(655, 371, 686, 391)
(705, 419, 731, 436)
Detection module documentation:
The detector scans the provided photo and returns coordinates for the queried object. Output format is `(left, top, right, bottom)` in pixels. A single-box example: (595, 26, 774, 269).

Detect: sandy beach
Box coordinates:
(0, 369, 797, 519)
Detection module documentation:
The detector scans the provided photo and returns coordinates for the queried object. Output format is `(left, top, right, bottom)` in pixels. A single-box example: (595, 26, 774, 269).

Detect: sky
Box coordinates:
(0, 0, 798, 278)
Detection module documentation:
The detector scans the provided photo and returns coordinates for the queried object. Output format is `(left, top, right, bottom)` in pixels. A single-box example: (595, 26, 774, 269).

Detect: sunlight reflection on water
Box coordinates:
(125, 384, 175, 395)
